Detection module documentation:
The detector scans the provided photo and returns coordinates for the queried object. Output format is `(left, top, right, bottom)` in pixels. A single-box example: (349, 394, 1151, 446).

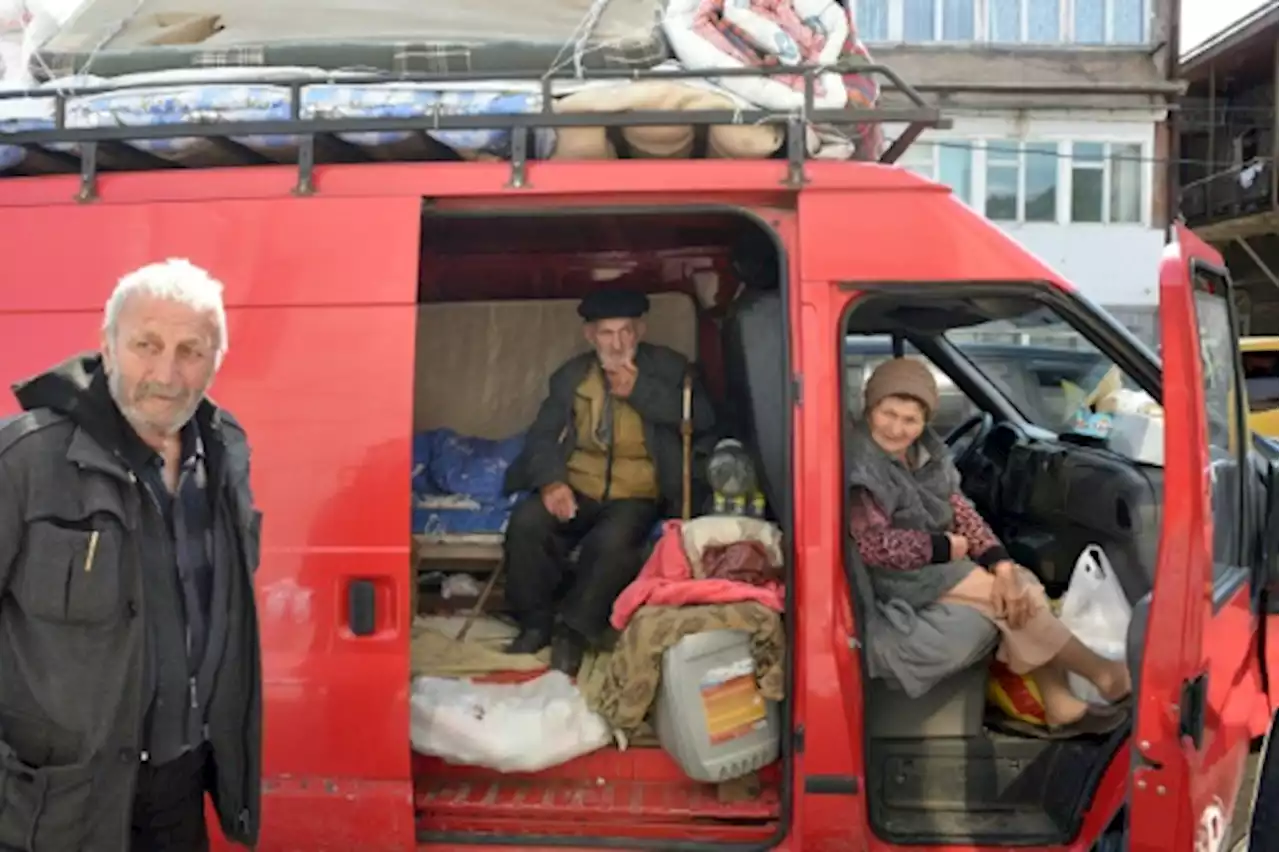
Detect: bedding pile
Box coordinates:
(413, 428, 524, 540)
(661, 0, 882, 158)
(1, 0, 886, 172)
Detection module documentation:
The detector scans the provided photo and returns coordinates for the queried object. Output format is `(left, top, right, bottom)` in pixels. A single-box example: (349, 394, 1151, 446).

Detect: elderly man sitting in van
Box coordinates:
(502, 288, 715, 674)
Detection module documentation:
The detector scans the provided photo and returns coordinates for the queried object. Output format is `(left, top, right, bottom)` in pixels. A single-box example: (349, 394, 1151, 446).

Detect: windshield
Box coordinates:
(944, 305, 1148, 433)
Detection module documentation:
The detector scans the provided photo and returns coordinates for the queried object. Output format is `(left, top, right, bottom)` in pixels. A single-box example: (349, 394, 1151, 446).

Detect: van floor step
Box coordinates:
(415, 777, 781, 824)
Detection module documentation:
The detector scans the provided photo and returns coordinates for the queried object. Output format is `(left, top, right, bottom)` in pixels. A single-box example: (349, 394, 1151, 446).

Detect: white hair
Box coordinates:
(103, 258, 229, 366)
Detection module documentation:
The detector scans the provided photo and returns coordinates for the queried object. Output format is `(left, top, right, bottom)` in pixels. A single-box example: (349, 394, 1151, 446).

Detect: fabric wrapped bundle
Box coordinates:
(986, 660, 1048, 727)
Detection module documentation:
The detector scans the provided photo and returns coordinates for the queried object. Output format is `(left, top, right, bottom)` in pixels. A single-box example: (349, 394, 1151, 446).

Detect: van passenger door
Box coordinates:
(1130, 224, 1263, 850)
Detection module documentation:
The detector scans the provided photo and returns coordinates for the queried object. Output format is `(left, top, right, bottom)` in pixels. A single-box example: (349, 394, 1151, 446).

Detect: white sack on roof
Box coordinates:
(42, 0, 664, 51)
(2, 0, 62, 89)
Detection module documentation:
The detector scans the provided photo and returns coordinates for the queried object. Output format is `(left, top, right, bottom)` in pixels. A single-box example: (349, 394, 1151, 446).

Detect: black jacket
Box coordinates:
(504, 343, 716, 514)
(0, 354, 262, 850)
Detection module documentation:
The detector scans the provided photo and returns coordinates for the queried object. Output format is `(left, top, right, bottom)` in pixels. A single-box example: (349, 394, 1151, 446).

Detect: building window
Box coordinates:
(859, 0, 890, 42)
(1071, 143, 1106, 222)
(1070, 0, 1141, 42)
(1027, 0, 1061, 41)
(1071, 0, 1145, 43)
(1109, 143, 1142, 222)
(984, 140, 1061, 222)
(1074, 0, 1105, 43)
(988, 0, 1063, 42)
(897, 140, 976, 204)
(1110, 0, 1144, 42)
(857, 0, 1142, 44)
(988, 0, 1021, 40)
(903, 138, 1146, 223)
(903, 0, 937, 40)
(942, 0, 976, 40)
(1070, 141, 1143, 223)
(1025, 142, 1058, 221)
(985, 141, 1021, 220)
(938, 143, 974, 202)
(875, 0, 979, 41)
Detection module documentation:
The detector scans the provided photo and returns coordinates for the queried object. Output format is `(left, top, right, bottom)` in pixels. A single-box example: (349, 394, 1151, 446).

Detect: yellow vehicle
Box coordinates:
(1242, 336, 1280, 439)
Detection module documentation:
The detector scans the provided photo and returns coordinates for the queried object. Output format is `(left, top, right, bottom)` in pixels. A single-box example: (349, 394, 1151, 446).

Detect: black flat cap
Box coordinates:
(578, 288, 650, 322)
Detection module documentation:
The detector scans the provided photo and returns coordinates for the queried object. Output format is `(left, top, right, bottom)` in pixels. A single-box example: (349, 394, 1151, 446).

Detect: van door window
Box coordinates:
(1191, 268, 1250, 585)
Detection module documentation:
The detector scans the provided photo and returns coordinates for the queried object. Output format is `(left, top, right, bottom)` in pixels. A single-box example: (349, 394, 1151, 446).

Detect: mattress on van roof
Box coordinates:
(0, 67, 794, 173)
(0, 69, 563, 172)
(37, 0, 669, 77)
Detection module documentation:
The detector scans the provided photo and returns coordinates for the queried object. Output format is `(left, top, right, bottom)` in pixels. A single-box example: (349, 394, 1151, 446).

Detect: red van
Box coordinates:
(0, 64, 1276, 852)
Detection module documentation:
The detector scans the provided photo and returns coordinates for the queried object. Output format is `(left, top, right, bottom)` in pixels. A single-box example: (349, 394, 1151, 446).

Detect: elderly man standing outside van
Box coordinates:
(0, 259, 262, 851)
(503, 288, 715, 675)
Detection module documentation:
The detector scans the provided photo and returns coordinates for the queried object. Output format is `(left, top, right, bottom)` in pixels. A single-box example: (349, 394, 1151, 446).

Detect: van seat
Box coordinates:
(412, 293, 700, 566)
(845, 539, 997, 739)
(867, 657, 990, 739)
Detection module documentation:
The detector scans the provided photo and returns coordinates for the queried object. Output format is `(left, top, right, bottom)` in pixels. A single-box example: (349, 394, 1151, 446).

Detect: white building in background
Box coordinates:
(860, 0, 1180, 341)
(889, 113, 1166, 305)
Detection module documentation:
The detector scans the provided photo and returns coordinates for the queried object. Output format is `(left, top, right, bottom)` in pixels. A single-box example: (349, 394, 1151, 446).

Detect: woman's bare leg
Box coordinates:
(1030, 663, 1091, 726)
(1051, 636, 1132, 702)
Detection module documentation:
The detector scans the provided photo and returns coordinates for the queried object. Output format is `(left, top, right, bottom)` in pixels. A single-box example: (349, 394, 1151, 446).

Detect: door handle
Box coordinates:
(1178, 671, 1208, 749)
(348, 579, 377, 637)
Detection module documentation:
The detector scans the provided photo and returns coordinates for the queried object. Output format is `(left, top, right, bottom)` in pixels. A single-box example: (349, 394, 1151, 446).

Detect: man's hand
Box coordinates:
(945, 533, 970, 561)
(540, 482, 578, 522)
(990, 561, 1034, 628)
(605, 360, 638, 399)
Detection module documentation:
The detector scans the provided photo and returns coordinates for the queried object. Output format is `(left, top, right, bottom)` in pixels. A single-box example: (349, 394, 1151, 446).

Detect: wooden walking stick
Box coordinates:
(681, 370, 694, 521)
(456, 560, 503, 643)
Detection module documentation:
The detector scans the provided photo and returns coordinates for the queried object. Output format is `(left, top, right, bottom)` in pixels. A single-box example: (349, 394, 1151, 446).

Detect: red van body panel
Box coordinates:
(0, 161, 1269, 850)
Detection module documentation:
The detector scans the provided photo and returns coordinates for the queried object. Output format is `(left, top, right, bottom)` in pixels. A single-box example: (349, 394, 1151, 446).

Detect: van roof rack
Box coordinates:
(0, 62, 948, 199)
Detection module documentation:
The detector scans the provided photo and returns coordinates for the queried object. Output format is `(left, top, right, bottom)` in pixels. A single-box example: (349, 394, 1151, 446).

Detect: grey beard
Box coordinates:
(108, 371, 201, 437)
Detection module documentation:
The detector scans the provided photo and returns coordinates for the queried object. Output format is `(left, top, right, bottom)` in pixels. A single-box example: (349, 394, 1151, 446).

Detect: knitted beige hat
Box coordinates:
(863, 358, 940, 420)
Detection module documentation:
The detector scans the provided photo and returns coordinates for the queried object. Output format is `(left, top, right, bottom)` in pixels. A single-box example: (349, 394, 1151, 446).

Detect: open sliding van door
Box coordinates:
(1129, 224, 1263, 851)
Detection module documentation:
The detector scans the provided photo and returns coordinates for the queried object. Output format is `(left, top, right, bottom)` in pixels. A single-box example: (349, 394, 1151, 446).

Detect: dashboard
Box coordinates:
(956, 422, 1163, 602)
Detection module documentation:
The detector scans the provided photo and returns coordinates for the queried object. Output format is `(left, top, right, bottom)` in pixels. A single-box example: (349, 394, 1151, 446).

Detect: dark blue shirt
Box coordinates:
(123, 422, 214, 672)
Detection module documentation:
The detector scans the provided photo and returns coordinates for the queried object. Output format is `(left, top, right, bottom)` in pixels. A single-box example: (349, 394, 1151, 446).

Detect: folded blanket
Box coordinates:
(413, 428, 525, 502)
(584, 601, 785, 734)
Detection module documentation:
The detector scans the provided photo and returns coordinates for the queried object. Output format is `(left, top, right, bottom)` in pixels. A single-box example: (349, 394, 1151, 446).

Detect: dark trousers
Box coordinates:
(504, 492, 660, 640)
(131, 746, 210, 852)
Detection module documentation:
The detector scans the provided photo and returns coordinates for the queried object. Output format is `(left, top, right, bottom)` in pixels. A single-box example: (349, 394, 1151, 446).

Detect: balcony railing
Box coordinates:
(1181, 158, 1276, 226)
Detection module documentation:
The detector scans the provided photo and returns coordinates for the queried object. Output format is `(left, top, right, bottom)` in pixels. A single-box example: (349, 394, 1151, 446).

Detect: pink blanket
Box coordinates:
(611, 520, 786, 630)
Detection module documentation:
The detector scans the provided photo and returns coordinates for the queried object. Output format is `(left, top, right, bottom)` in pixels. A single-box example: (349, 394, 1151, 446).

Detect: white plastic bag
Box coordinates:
(1058, 545, 1132, 706)
(410, 671, 612, 773)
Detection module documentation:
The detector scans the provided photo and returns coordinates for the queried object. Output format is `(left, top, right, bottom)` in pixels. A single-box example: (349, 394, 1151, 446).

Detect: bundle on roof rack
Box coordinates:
(0, 1, 947, 188)
(33, 0, 672, 77)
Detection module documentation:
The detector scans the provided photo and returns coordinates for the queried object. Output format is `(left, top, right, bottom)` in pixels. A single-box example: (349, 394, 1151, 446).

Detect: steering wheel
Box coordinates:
(944, 411, 995, 468)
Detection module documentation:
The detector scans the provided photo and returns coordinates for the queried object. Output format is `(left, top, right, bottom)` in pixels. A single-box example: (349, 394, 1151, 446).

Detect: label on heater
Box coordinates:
(699, 659, 767, 745)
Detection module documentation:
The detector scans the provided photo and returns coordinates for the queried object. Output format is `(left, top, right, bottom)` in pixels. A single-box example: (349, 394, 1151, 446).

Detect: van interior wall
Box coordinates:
(416, 211, 772, 397)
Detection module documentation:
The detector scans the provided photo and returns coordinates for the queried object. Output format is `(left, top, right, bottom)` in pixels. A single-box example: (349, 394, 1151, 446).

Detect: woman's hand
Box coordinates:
(990, 561, 1034, 628)
(946, 533, 970, 561)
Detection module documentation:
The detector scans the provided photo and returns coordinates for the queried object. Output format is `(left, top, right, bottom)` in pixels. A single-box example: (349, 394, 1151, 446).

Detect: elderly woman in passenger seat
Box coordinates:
(848, 358, 1132, 734)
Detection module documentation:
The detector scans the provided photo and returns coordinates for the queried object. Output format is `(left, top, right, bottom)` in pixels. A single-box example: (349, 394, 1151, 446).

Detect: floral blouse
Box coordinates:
(849, 488, 1009, 571)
